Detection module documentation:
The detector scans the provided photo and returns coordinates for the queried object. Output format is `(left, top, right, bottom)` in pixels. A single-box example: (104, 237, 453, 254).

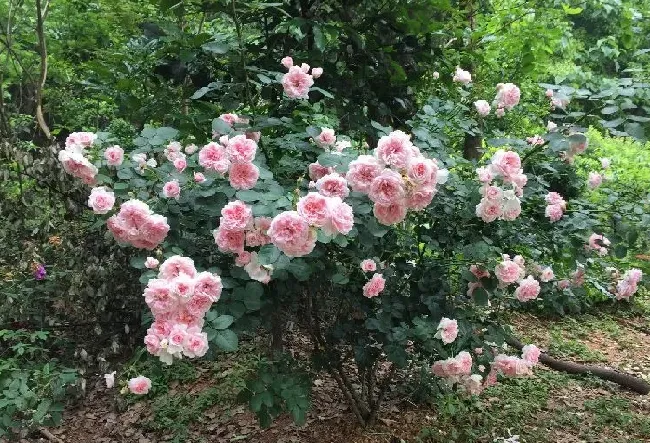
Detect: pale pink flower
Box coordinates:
(58, 149, 98, 185)
(475, 348, 484, 355)
(626, 268, 643, 284)
(360, 259, 377, 272)
(244, 252, 273, 284)
(547, 121, 557, 132)
(322, 197, 354, 236)
(315, 173, 349, 198)
(128, 376, 152, 395)
(495, 83, 520, 110)
(551, 97, 569, 110)
(218, 113, 238, 127)
(495, 107, 505, 118)
(545, 204, 564, 222)
(335, 140, 351, 153)
(317, 128, 336, 146)
(495, 258, 523, 284)
(481, 185, 503, 201)
(184, 144, 198, 155)
(373, 201, 407, 225)
(501, 197, 522, 221)
(407, 157, 437, 186)
(194, 172, 206, 183)
(165, 141, 183, 161)
(539, 267, 554, 282)
(229, 162, 259, 190)
(87, 187, 115, 214)
(220, 200, 253, 231)
(346, 155, 382, 193)
(171, 273, 195, 300)
(282, 65, 314, 99)
(557, 279, 570, 290)
(470, 265, 490, 279)
(226, 135, 257, 163)
(545, 192, 566, 208)
(375, 130, 413, 169)
(432, 352, 472, 377)
(104, 145, 124, 166)
(521, 344, 541, 365)
(475, 199, 502, 223)
(545, 89, 554, 98)
(369, 169, 406, 204)
(490, 150, 522, 179)
(474, 100, 491, 116)
(588, 171, 603, 189)
(300, 63, 310, 73)
(616, 279, 638, 300)
(163, 180, 181, 199)
(144, 279, 176, 315)
(363, 273, 386, 298)
(311, 67, 323, 78)
(406, 186, 436, 211)
(107, 200, 169, 249)
(183, 332, 209, 358)
(171, 156, 186, 172)
(432, 71, 440, 79)
(492, 355, 532, 377)
(600, 158, 611, 169)
(199, 142, 230, 173)
(476, 167, 493, 183)
(281, 56, 294, 69)
(268, 211, 316, 257)
(435, 318, 458, 344)
(235, 251, 252, 267)
(145, 257, 160, 269)
(514, 276, 541, 302)
(452, 67, 472, 84)
(193, 272, 222, 302)
(526, 135, 544, 146)
(159, 255, 197, 279)
(213, 227, 245, 254)
(297, 192, 329, 227)
(308, 162, 332, 181)
(464, 374, 484, 395)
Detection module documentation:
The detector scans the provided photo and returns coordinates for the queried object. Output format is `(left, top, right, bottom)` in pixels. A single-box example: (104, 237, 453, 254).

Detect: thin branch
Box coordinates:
(34, 0, 51, 139)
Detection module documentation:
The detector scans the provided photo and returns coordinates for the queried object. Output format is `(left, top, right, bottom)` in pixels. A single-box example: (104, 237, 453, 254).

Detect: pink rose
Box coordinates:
(282, 65, 314, 99)
(475, 198, 502, 223)
(183, 332, 209, 358)
(373, 201, 407, 225)
(474, 100, 491, 116)
(363, 273, 386, 298)
(158, 255, 197, 279)
(171, 273, 195, 300)
(495, 258, 523, 284)
(557, 279, 570, 290)
(369, 169, 406, 205)
(345, 155, 382, 193)
(235, 251, 252, 267)
(521, 344, 541, 365)
(58, 149, 98, 185)
(545, 192, 566, 208)
(281, 56, 294, 69)
(470, 265, 490, 279)
(163, 180, 181, 199)
(452, 67, 472, 84)
(435, 318, 458, 344)
(144, 279, 176, 315)
(194, 172, 206, 183)
(229, 162, 259, 190)
(588, 171, 603, 189)
(66, 131, 96, 149)
(545, 204, 564, 222)
(308, 162, 332, 181)
(545, 89, 554, 98)
(104, 145, 124, 166)
(128, 376, 152, 395)
(315, 173, 349, 199)
(406, 186, 436, 211)
(194, 271, 222, 301)
(493, 355, 532, 377)
(539, 267, 554, 282)
(199, 142, 230, 174)
(268, 211, 316, 257)
(490, 150, 521, 179)
(220, 200, 253, 231)
(407, 157, 437, 186)
(495, 107, 505, 118)
(360, 259, 377, 272)
(322, 197, 354, 236)
(494, 83, 520, 110)
(317, 128, 336, 146)
(87, 186, 115, 214)
(185, 144, 198, 155)
(165, 141, 182, 161)
(311, 67, 323, 78)
(244, 252, 273, 284)
(213, 227, 245, 254)
(218, 113, 238, 127)
(226, 134, 257, 163)
(376, 130, 413, 169)
(514, 276, 541, 302)
(145, 257, 160, 269)
(297, 192, 329, 227)
(476, 167, 493, 183)
(173, 157, 187, 172)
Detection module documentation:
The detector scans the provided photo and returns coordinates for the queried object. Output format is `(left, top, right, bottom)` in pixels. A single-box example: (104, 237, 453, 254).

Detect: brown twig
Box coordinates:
(39, 427, 64, 443)
(35, 0, 51, 139)
(506, 336, 650, 395)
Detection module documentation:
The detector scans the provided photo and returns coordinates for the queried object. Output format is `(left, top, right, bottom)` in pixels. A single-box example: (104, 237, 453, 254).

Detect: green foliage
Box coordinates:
(0, 329, 78, 438)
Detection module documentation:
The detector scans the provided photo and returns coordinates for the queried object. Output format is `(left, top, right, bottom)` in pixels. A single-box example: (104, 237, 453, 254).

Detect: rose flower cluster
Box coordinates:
(58, 131, 99, 185)
(344, 130, 448, 226)
(143, 256, 222, 364)
(475, 150, 527, 223)
(198, 134, 260, 190)
(107, 200, 170, 250)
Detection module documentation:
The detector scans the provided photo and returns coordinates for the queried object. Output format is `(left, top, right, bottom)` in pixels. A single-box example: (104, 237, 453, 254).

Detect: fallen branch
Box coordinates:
(507, 337, 650, 395)
(39, 427, 65, 443)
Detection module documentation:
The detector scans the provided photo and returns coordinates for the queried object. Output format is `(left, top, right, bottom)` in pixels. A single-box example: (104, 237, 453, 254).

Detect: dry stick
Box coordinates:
(507, 337, 650, 395)
(38, 427, 65, 443)
(34, 0, 51, 140)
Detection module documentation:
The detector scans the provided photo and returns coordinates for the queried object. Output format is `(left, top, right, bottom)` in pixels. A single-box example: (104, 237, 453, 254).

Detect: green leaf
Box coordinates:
(473, 287, 489, 306)
(257, 245, 281, 265)
(331, 273, 349, 285)
(213, 329, 238, 352)
(313, 26, 325, 51)
(33, 399, 51, 423)
(624, 122, 645, 141)
(213, 315, 234, 330)
(129, 257, 146, 269)
(203, 40, 230, 54)
(600, 106, 618, 115)
(614, 245, 628, 258)
(562, 4, 583, 14)
(212, 118, 233, 134)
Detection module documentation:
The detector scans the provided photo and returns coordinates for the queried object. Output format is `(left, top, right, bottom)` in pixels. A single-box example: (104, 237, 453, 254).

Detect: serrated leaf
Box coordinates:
(213, 315, 234, 330)
(213, 329, 238, 352)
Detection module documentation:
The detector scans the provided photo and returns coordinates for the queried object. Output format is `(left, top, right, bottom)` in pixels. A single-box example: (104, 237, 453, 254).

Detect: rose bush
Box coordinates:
(57, 62, 648, 427)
